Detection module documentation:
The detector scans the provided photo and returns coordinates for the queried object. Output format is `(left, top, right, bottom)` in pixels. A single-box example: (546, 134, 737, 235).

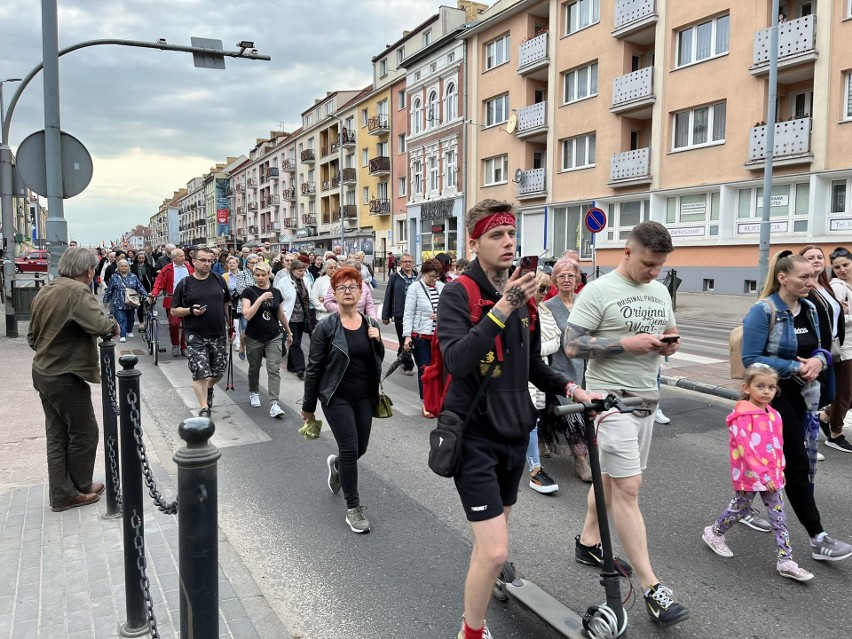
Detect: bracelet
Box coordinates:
(566, 382, 579, 399)
(487, 311, 505, 329)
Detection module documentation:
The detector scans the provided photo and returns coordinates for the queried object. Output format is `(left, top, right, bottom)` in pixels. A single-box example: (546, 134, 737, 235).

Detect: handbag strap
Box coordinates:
(459, 358, 499, 432)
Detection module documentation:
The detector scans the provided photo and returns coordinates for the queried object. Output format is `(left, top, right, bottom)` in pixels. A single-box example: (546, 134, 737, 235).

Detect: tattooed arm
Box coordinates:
(563, 322, 665, 359)
(491, 266, 538, 321)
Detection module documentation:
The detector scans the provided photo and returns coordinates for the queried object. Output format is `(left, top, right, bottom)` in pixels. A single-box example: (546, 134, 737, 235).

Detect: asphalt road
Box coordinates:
(131, 307, 852, 639)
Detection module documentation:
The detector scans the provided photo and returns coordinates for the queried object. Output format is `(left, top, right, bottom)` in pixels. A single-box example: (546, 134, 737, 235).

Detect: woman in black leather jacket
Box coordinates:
(130, 251, 154, 331)
(301, 266, 385, 534)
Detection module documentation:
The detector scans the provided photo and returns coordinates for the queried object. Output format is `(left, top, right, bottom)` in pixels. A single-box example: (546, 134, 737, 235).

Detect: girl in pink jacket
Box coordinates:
(702, 364, 814, 582)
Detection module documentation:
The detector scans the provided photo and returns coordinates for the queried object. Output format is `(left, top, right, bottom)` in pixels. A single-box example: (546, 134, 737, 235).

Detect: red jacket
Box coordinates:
(151, 262, 194, 309)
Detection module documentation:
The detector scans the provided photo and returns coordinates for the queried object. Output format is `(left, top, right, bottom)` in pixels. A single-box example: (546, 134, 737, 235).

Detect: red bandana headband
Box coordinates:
(471, 211, 516, 239)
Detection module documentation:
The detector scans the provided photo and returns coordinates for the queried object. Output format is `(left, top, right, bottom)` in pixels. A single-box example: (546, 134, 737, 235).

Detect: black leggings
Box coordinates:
(322, 396, 374, 509)
(772, 380, 823, 538)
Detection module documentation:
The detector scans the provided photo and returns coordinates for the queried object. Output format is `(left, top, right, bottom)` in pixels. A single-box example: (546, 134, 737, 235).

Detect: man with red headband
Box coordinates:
(437, 199, 593, 639)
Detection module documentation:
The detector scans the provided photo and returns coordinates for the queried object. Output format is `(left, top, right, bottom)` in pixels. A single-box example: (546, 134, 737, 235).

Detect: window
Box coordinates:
(398, 220, 408, 243)
(377, 182, 388, 200)
(736, 182, 811, 234)
(703, 279, 715, 292)
(676, 14, 729, 67)
(361, 148, 369, 166)
(423, 30, 432, 46)
(447, 51, 455, 64)
(673, 102, 726, 150)
(444, 150, 457, 189)
(429, 62, 438, 74)
(552, 204, 594, 259)
(326, 102, 333, 114)
(565, 0, 600, 35)
(398, 176, 407, 196)
(398, 134, 406, 154)
(485, 94, 509, 127)
(397, 47, 405, 65)
(607, 199, 650, 241)
(428, 156, 439, 191)
(485, 34, 510, 70)
(561, 133, 596, 170)
(427, 91, 440, 128)
(412, 160, 423, 195)
(845, 72, 852, 120)
(361, 109, 369, 127)
(444, 82, 458, 121)
(414, 70, 421, 81)
(305, 113, 312, 126)
(398, 89, 406, 110)
(363, 187, 370, 204)
(563, 62, 598, 104)
(664, 192, 720, 236)
(483, 155, 508, 185)
(379, 59, 388, 77)
(790, 90, 813, 119)
(411, 97, 423, 135)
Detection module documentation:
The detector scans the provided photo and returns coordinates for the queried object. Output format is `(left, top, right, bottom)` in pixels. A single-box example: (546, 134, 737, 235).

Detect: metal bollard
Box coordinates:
(117, 355, 148, 637)
(99, 335, 121, 518)
(174, 417, 221, 638)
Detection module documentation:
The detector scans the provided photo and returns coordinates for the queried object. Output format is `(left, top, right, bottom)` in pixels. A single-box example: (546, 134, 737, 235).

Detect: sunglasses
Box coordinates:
(538, 285, 549, 293)
(830, 248, 851, 261)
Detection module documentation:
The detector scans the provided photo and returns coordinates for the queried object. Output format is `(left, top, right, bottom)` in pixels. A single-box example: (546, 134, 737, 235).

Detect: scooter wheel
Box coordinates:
(492, 560, 516, 601)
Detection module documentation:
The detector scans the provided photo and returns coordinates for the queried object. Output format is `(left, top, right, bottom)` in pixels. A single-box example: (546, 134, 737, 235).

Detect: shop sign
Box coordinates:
(668, 226, 705, 237)
(421, 199, 455, 221)
(737, 221, 788, 234)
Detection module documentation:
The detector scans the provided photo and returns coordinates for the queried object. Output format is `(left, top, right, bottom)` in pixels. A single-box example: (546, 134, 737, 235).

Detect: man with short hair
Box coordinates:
(439, 200, 592, 639)
(564, 221, 689, 627)
(381, 252, 417, 375)
(103, 249, 125, 284)
(333, 244, 343, 258)
(151, 248, 194, 357)
(239, 246, 252, 270)
(155, 243, 175, 276)
(170, 247, 232, 417)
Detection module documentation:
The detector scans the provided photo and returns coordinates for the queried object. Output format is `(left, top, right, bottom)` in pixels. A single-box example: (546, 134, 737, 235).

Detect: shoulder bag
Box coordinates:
(124, 284, 141, 309)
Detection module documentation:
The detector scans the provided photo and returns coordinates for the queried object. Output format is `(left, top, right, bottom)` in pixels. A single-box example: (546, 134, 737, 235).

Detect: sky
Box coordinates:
(0, 0, 459, 246)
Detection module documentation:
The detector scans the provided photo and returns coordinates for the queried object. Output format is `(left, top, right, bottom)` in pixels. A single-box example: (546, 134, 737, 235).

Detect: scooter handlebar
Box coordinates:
(553, 394, 645, 416)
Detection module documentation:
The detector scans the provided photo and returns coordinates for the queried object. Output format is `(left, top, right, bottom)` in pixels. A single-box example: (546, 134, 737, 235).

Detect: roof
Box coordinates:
(371, 13, 440, 62)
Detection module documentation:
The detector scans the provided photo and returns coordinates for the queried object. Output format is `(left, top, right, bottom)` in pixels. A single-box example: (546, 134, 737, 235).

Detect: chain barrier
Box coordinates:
(126, 387, 178, 515)
(106, 435, 122, 505)
(103, 352, 121, 415)
(131, 510, 162, 639)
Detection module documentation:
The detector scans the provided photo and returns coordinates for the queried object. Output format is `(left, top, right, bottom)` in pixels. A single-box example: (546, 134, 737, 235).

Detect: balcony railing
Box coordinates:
(747, 117, 813, 167)
(266, 167, 279, 180)
(518, 168, 546, 198)
(341, 129, 356, 147)
(341, 204, 359, 219)
(271, 221, 281, 231)
(341, 167, 357, 183)
(301, 182, 316, 195)
(322, 212, 331, 225)
(321, 146, 330, 158)
(752, 15, 817, 70)
(369, 199, 391, 215)
(611, 66, 654, 114)
(367, 115, 390, 135)
(613, 0, 657, 41)
(248, 202, 258, 211)
(518, 32, 548, 72)
(332, 176, 341, 189)
(322, 180, 332, 192)
(236, 227, 246, 236)
(248, 178, 258, 188)
(609, 147, 652, 186)
(368, 156, 391, 175)
(282, 158, 297, 172)
(301, 149, 316, 163)
(302, 214, 317, 226)
(516, 102, 547, 138)
(270, 194, 280, 205)
(283, 218, 298, 229)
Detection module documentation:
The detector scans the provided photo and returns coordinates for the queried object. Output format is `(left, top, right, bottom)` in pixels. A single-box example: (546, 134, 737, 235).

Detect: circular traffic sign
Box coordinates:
(584, 207, 607, 233)
(15, 129, 93, 199)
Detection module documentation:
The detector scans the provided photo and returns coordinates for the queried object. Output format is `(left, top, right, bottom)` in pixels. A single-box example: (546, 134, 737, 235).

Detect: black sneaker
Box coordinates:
(207, 387, 214, 409)
(826, 434, 852, 453)
(819, 417, 830, 439)
(644, 583, 689, 627)
(199, 408, 211, 418)
(529, 468, 558, 494)
(575, 535, 633, 576)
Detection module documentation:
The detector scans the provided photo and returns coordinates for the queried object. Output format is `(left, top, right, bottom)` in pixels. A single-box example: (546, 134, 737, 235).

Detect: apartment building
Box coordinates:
(149, 190, 183, 248)
(178, 175, 206, 247)
(463, 0, 852, 294)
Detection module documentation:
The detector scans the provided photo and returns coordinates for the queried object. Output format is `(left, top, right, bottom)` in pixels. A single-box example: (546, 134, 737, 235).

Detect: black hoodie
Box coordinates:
(437, 258, 570, 444)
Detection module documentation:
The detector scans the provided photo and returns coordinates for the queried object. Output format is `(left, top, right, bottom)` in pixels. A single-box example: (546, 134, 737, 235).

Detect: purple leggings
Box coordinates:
(713, 490, 793, 560)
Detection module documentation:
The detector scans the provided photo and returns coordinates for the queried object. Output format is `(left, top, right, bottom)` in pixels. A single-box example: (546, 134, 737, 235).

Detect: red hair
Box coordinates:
(330, 266, 362, 289)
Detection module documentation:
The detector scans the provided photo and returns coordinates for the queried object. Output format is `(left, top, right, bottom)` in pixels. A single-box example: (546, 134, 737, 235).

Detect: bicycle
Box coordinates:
(143, 296, 165, 365)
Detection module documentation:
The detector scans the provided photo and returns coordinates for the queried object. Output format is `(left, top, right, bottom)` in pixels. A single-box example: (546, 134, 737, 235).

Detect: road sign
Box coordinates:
(584, 207, 607, 234)
(191, 37, 226, 70)
(15, 130, 93, 198)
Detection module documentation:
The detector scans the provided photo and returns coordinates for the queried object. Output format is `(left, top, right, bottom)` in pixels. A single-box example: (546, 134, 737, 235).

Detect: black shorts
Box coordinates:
(453, 434, 527, 522)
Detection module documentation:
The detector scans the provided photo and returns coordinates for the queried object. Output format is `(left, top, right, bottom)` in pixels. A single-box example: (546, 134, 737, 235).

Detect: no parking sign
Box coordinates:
(584, 207, 607, 234)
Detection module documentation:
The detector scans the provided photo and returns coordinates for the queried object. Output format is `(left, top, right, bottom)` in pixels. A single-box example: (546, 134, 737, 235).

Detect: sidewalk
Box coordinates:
(0, 312, 288, 639)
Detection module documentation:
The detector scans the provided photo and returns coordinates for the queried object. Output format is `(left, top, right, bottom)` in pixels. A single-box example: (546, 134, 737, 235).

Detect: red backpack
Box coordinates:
(421, 274, 536, 416)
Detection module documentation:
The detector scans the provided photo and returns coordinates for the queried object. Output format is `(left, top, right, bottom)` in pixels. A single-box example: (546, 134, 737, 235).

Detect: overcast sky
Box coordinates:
(0, 0, 457, 246)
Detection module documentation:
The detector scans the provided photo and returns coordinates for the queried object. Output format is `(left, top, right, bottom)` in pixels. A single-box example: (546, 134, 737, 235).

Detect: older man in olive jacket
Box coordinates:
(28, 247, 119, 512)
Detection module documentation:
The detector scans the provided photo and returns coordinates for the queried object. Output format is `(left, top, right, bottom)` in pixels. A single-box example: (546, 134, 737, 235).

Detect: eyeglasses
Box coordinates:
(401, 259, 414, 263)
(555, 273, 576, 280)
(335, 285, 360, 293)
(425, 272, 439, 279)
(196, 259, 213, 264)
(830, 248, 851, 261)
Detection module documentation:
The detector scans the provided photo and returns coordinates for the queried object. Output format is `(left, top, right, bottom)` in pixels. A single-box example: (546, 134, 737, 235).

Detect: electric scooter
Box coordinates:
(492, 394, 645, 639)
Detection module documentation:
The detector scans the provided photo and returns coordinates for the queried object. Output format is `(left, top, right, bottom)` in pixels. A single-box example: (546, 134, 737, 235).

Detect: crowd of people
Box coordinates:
(28, 207, 852, 638)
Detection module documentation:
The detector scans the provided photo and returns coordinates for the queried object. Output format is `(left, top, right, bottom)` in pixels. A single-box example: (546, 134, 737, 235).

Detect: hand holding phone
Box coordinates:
(660, 334, 680, 344)
(519, 255, 538, 277)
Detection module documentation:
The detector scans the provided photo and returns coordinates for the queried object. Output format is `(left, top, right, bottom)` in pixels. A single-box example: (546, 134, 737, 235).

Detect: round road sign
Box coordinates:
(584, 207, 607, 233)
(15, 130, 93, 199)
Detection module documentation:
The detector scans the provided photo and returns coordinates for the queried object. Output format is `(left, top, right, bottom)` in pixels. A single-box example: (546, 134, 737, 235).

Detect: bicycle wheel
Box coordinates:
(146, 319, 154, 355)
(153, 320, 160, 366)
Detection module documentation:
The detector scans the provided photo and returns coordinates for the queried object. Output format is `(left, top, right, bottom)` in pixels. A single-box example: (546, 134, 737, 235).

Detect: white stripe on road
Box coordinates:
(664, 351, 725, 365)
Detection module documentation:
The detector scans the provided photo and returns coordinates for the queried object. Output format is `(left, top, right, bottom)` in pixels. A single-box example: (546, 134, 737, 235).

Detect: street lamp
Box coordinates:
(0, 79, 22, 130)
(0, 78, 22, 337)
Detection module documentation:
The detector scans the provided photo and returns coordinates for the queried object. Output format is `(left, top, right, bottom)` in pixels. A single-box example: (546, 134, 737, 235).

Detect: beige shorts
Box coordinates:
(590, 390, 659, 478)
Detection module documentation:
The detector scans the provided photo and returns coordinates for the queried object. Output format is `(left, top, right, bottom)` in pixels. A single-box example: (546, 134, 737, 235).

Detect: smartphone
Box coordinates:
(660, 335, 680, 344)
(519, 255, 538, 277)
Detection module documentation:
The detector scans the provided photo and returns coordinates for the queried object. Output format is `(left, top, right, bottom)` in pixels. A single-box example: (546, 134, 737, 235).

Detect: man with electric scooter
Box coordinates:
(437, 199, 594, 639)
(564, 221, 689, 628)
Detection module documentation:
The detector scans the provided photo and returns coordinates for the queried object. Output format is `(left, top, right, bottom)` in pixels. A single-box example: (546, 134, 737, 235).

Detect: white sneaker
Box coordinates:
(249, 392, 261, 407)
(119, 337, 126, 343)
(654, 409, 671, 424)
(269, 402, 284, 418)
(816, 452, 826, 461)
(126, 332, 134, 338)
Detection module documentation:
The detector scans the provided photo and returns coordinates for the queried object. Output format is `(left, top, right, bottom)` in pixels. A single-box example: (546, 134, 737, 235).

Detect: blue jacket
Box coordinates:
(103, 272, 149, 312)
(742, 292, 827, 378)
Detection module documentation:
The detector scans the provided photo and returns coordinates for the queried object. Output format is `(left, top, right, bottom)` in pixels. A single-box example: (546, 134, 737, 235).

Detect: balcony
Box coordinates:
(272, 220, 281, 231)
(236, 206, 244, 215)
(321, 146, 330, 159)
(612, 0, 657, 43)
(236, 183, 244, 192)
(236, 227, 246, 236)
(746, 117, 813, 169)
(283, 218, 298, 229)
(248, 225, 258, 235)
(322, 212, 331, 225)
(341, 129, 356, 148)
(611, 67, 655, 118)
(751, 15, 817, 83)
(367, 115, 390, 136)
(341, 167, 357, 184)
(302, 214, 317, 226)
(322, 180, 332, 192)
(266, 167, 279, 180)
(248, 202, 258, 211)
(609, 147, 652, 187)
(301, 182, 316, 196)
(270, 194, 280, 205)
(368, 156, 391, 176)
(517, 168, 546, 199)
(282, 158, 297, 172)
(369, 199, 391, 215)
(516, 102, 547, 141)
(301, 149, 316, 164)
(518, 32, 548, 79)
(282, 187, 296, 201)
(248, 178, 258, 188)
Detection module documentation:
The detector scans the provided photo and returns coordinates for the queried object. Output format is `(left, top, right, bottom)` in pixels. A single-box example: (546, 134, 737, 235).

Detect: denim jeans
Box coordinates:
(113, 308, 133, 337)
(411, 335, 433, 399)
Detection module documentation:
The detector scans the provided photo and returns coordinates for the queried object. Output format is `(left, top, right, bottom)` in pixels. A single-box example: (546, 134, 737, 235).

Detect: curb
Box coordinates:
(660, 375, 740, 401)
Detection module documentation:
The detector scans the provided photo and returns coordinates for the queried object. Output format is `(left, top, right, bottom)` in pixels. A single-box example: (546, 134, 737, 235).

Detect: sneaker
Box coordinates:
(777, 559, 815, 582)
(269, 402, 285, 418)
(818, 415, 831, 439)
(811, 535, 852, 561)
(738, 507, 772, 533)
(817, 452, 826, 462)
(172, 345, 180, 357)
(575, 535, 633, 576)
(327, 454, 341, 494)
(238, 351, 246, 361)
(456, 623, 493, 639)
(119, 337, 126, 343)
(529, 468, 558, 494)
(644, 583, 690, 627)
(345, 505, 370, 533)
(404, 369, 415, 376)
(198, 407, 211, 418)
(297, 370, 305, 380)
(702, 525, 733, 558)
(654, 408, 671, 424)
(126, 332, 134, 338)
(181, 349, 188, 357)
(826, 434, 852, 453)
(207, 387, 214, 409)
(249, 392, 261, 408)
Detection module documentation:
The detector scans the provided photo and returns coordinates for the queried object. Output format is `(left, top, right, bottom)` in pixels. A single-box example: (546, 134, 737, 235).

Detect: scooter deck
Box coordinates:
(505, 579, 587, 639)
